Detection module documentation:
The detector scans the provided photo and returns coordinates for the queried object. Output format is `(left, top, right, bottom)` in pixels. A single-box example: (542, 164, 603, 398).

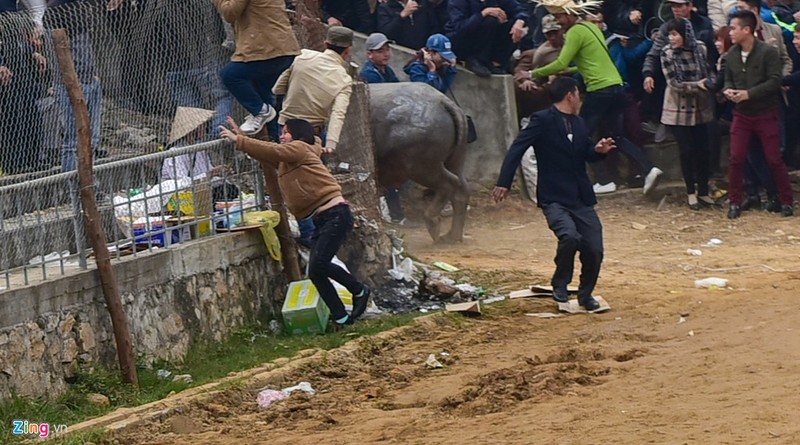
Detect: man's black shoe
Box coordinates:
(466, 59, 491, 78)
(727, 205, 741, 219)
(552, 288, 569, 303)
(766, 196, 781, 213)
(351, 285, 371, 320)
(489, 65, 508, 75)
(782, 205, 794, 217)
(579, 296, 601, 311)
(741, 194, 761, 211)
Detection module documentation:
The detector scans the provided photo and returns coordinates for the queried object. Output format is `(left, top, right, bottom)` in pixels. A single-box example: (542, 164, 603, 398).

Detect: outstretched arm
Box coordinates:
(494, 117, 541, 202)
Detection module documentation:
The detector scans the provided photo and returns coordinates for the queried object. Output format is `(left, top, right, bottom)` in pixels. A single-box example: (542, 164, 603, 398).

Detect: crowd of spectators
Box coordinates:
(1, 0, 799, 221)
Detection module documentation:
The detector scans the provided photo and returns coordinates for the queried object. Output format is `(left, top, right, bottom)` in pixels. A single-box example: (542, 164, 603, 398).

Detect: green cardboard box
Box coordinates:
(281, 280, 332, 335)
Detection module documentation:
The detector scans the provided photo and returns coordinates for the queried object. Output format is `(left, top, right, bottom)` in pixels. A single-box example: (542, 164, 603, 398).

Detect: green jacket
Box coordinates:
(530, 22, 622, 93)
(723, 39, 782, 116)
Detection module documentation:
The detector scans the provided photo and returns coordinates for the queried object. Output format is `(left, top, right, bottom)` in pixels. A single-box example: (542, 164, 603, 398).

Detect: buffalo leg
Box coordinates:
(441, 174, 469, 243)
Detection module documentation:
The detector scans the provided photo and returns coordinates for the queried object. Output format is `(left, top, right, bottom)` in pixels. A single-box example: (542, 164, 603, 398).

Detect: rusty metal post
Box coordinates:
(53, 29, 138, 385)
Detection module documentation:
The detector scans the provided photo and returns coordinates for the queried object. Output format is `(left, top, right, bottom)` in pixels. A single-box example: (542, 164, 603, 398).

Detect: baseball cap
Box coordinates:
(541, 14, 561, 33)
(366, 32, 391, 51)
(326, 26, 354, 48)
(426, 33, 456, 62)
(666, 0, 690, 4)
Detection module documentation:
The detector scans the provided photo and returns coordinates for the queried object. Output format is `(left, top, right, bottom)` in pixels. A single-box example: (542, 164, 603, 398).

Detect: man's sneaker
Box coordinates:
(781, 205, 794, 217)
(593, 182, 617, 195)
(643, 167, 663, 195)
(240, 104, 277, 135)
(654, 124, 667, 143)
(578, 296, 601, 311)
(641, 121, 659, 134)
(552, 288, 569, 303)
(351, 285, 371, 320)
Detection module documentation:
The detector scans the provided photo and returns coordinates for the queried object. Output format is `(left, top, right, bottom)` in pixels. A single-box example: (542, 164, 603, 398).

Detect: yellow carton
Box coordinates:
(282, 280, 354, 335)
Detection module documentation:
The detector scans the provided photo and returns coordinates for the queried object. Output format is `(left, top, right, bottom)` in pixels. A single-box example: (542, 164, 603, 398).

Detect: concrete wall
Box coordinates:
(351, 33, 519, 187)
(0, 232, 286, 400)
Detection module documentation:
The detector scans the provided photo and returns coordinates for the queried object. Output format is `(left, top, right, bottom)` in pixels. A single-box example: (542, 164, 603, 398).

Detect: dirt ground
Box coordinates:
(102, 188, 800, 445)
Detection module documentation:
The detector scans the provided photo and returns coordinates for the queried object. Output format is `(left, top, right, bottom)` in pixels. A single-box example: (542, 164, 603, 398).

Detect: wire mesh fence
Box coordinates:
(0, 0, 280, 291)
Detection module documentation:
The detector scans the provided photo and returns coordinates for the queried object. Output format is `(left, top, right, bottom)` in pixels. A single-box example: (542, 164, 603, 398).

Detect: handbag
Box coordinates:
(447, 88, 478, 144)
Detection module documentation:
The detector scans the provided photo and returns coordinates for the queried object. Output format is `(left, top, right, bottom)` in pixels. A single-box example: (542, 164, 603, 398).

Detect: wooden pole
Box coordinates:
(53, 29, 138, 385)
(261, 160, 303, 282)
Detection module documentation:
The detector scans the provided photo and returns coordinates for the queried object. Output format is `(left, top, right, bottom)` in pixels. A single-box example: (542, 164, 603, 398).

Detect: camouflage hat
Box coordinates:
(326, 26, 354, 48)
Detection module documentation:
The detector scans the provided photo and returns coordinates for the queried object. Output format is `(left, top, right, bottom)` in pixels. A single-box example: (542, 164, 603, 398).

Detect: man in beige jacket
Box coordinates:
(215, 0, 300, 135)
(272, 26, 355, 152)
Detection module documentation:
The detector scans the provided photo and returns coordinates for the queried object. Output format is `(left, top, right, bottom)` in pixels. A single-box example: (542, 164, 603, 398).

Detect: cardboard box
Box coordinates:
(281, 280, 354, 335)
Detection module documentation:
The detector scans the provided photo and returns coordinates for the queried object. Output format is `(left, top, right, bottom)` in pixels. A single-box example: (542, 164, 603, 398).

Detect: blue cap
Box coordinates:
(426, 34, 456, 62)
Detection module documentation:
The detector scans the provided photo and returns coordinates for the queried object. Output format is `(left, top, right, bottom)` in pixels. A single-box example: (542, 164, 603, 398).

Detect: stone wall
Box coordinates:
(0, 232, 286, 400)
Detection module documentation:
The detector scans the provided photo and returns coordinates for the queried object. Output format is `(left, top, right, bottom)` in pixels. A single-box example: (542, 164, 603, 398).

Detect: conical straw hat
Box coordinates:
(533, 0, 603, 15)
(168, 107, 215, 145)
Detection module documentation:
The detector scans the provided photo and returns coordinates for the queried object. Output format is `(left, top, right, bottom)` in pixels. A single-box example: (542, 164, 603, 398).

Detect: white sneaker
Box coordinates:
(593, 182, 617, 194)
(654, 124, 667, 143)
(643, 167, 663, 195)
(240, 104, 277, 135)
(641, 121, 658, 134)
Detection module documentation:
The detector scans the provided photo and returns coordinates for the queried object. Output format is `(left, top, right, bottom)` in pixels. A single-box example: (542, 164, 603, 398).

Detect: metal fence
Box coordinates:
(0, 138, 266, 291)
(0, 0, 284, 291)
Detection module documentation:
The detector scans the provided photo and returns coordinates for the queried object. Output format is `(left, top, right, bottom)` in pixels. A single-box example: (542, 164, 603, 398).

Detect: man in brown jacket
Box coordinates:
(215, 0, 300, 135)
(724, 10, 794, 219)
(219, 117, 372, 326)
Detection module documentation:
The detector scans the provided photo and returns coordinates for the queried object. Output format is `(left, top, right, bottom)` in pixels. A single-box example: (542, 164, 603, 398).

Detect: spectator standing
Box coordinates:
(377, 0, 447, 50)
(724, 10, 793, 218)
(513, 14, 562, 118)
(44, 0, 116, 173)
(708, 0, 738, 30)
(403, 33, 458, 92)
(660, 18, 716, 209)
(445, 0, 528, 77)
(214, 0, 300, 135)
(526, 0, 663, 196)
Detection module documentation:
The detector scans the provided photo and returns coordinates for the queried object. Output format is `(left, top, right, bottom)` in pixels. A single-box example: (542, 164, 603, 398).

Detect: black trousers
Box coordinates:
(542, 203, 604, 300)
(308, 204, 365, 320)
(670, 124, 710, 196)
(581, 85, 654, 184)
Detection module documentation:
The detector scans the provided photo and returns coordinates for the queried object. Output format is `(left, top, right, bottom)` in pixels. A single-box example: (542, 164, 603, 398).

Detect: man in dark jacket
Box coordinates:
(725, 10, 794, 218)
(445, 0, 528, 76)
(377, 0, 447, 50)
(324, 0, 374, 34)
(493, 76, 616, 311)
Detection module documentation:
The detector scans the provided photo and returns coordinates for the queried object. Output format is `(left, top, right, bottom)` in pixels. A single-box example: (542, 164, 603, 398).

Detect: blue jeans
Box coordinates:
(57, 79, 102, 173)
(221, 56, 294, 115)
(308, 204, 365, 320)
(167, 66, 234, 138)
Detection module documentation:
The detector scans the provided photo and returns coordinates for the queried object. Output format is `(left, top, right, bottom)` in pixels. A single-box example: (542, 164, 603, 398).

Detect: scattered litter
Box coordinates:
(431, 261, 459, 272)
(631, 222, 647, 230)
(774, 229, 785, 236)
(557, 297, 611, 314)
(531, 284, 579, 294)
(282, 382, 316, 396)
(482, 295, 506, 304)
(28, 250, 70, 266)
(419, 308, 429, 313)
(440, 352, 450, 357)
(657, 195, 668, 211)
(355, 172, 370, 182)
(768, 432, 781, 438)
(172, 374, 193, 384)
(424, 354, 444, 369)
(694, 277, 729, 288)
(388, 257, 416, 282)
(704, 238, 723, 247)
(526, 312, 564, 319)
(680, 311, 690, 317)
(445, 301, 481, 316)
(257, 389, 287, 408)
(688, 330, 695, 337)
(268, 320, 282, 335)
(156, 369, 172, 380)
(686, 249, 703, 256)
(678, 316, 686, 324)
